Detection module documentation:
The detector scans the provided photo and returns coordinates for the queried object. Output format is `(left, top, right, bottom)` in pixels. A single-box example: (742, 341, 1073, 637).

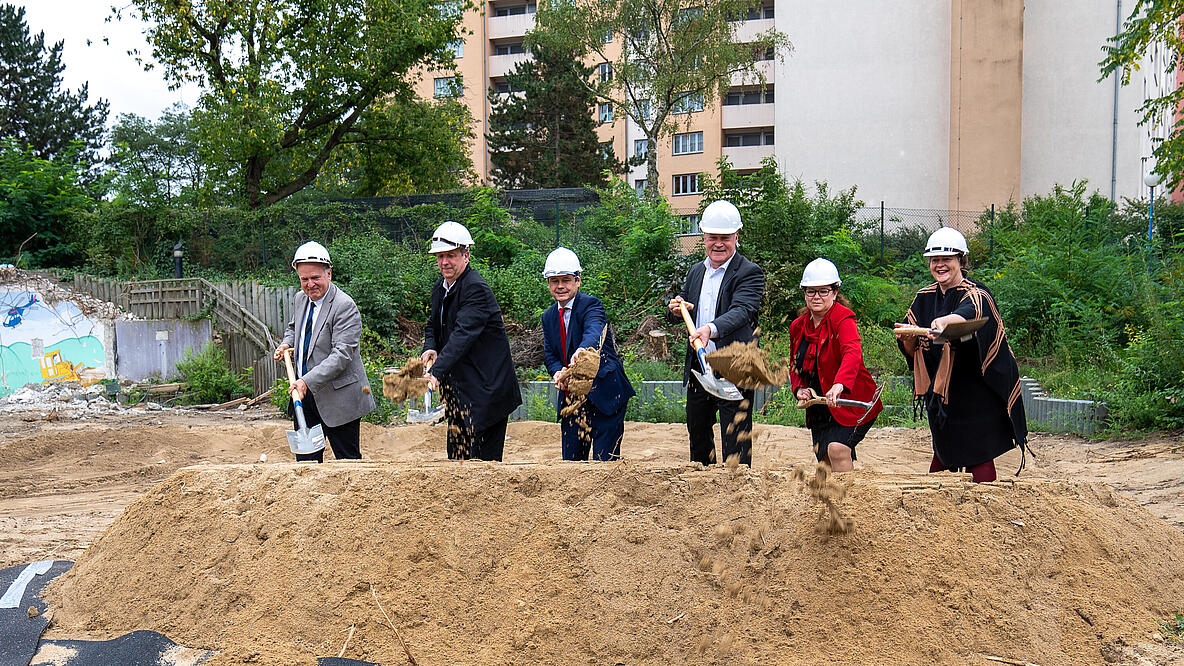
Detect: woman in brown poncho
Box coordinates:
(894, 228, 1028, 482)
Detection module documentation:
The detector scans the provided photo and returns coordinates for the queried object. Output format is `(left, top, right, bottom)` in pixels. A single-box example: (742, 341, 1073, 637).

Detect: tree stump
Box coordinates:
(646, 329, 668, 358)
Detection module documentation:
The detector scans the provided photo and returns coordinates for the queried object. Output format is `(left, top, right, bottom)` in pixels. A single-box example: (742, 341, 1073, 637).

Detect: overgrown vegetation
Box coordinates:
(174, 343, 251, 404)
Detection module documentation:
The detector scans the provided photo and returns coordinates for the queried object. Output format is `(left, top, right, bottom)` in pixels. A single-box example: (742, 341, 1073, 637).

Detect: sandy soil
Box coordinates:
(3, 408, 1184, 664)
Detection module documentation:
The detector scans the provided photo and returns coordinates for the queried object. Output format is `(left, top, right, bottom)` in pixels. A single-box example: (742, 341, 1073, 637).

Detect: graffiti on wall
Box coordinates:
(0, 291, 106, 397)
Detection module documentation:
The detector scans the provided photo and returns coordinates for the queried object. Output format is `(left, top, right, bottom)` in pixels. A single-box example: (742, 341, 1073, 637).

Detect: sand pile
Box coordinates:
(44, 462, 1184, 665)
(706, 341, 789, 389)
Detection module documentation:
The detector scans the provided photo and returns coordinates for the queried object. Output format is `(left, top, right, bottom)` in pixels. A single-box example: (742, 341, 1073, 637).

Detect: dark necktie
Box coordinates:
(558, 306, 568, 367)
(301, 302, 315, 375)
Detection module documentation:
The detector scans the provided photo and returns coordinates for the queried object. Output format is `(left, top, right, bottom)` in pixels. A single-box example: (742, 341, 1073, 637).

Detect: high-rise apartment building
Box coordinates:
(416, 0, 1169, 227)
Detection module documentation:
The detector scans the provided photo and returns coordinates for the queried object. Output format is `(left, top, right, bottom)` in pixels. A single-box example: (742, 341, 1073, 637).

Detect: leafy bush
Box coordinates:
(329, 235, 406, 337)
(175, 343, 251, 404)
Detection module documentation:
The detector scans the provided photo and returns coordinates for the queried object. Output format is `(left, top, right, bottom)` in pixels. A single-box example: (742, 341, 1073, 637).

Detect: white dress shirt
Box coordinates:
(298, 295, 325, 372)
(695, 254, 735, 353)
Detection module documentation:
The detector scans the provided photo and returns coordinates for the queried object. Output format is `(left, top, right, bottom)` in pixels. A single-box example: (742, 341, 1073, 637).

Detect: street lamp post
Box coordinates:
(1144, 171, 1162, 244)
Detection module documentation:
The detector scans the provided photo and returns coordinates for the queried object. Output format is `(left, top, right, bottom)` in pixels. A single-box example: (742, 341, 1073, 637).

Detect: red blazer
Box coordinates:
(788, 302, 883, 427)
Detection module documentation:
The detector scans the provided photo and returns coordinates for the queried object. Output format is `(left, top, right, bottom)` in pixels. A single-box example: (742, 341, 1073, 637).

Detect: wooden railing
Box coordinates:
(61, 274, 290, 394)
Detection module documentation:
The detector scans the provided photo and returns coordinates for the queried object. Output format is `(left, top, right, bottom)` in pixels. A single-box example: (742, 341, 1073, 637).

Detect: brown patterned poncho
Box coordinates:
(900, 276, 1029, 470)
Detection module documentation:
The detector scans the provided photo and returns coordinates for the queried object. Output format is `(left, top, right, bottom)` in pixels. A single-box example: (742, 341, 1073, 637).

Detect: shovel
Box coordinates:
(795, 385, 883, 425)
(894, 317, 988, 344)
(283, 349, 326, 455)
(677, 301, 744, 402)
(407, 361, 445, 424)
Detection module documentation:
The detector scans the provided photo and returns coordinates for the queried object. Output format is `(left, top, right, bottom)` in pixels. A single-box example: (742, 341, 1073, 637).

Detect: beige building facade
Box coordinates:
(416, 0, 1168, 228)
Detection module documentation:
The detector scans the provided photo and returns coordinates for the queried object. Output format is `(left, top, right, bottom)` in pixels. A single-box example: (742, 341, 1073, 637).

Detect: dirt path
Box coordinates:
(2, 408, 1182, 569)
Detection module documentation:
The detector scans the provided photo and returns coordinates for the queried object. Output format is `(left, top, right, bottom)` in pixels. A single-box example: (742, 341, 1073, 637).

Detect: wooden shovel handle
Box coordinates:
(894, 325, 931, 337)
(677, 301, 706, 351)
(795, 388, 827, 409)
(282, 348, 298, 385)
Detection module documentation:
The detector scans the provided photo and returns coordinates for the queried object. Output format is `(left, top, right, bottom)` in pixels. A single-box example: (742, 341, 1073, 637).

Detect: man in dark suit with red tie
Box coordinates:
(541, 248, 635, 460)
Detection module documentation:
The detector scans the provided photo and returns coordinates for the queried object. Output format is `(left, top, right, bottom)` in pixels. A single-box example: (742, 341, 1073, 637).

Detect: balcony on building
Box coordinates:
(731, 3, 774, 37)
(731, 58, 774, 86)
(488, 1, 536, 39)
(720, 85, 774, 129)
(721, 128, 774, 170)
(489, 40, 532, 78)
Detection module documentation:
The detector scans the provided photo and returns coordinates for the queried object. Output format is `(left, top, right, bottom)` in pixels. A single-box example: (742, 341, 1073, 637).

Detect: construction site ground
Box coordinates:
(3, 409, 1184, 665)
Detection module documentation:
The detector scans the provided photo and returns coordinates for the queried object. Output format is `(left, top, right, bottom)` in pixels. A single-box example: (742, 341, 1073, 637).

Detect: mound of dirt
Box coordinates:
(706, 341, 789, 389)
(45, 462, 1184, 665)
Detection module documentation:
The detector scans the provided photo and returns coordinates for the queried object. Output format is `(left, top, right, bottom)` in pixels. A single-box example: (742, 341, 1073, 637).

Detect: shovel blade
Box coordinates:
(692, 369, 744, 402)
(407, 406, 445, 423)
(286, 423, 326, 455)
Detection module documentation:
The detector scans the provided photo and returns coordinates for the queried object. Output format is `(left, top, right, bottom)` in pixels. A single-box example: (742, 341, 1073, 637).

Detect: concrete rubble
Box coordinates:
(0, 381, 175, 419)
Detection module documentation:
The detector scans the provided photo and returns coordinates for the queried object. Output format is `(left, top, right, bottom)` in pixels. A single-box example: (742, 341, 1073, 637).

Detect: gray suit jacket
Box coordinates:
(282, 283, 375, 427)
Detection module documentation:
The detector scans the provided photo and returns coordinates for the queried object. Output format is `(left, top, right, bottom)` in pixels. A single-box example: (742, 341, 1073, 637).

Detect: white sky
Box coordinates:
(13, 1, 202, 123)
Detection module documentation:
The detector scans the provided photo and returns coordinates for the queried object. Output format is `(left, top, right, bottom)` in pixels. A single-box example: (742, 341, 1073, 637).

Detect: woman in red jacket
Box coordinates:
(789, 258, 883, 471)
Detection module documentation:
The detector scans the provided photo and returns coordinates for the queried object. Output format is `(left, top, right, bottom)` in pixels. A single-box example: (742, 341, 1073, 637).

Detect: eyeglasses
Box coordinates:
(803, 288, 833, 298)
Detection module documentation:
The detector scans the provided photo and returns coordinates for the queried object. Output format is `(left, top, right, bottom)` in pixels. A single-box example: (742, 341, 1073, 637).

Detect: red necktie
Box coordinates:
(558, 306, 568, 367)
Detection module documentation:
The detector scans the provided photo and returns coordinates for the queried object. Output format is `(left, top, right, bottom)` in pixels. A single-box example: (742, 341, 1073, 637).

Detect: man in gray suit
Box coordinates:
(273, 241, 375, 462)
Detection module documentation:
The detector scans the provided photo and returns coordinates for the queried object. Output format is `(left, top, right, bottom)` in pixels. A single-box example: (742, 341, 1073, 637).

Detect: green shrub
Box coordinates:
(175, 343, 251, 404)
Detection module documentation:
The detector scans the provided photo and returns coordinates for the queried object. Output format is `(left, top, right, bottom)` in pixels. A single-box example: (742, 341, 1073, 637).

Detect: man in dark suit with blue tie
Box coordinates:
(667, 201, 765, 466)
(541, 248, 635, 461)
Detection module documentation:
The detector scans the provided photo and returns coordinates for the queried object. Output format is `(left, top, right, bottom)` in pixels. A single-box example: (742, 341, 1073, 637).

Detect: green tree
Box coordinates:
(0, 138, 93, 267)
(316, 92, 475, 196)
(1100, 1, 1184, 189)
(124, 0, 467, 208)
(529, 0, 788, 197)
(486, 43, 621, 188)
(0, 4, 109, 169)
(108, 105, 206, 207)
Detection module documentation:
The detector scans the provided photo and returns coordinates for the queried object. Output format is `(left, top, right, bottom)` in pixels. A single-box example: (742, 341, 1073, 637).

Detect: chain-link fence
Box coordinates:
(669, 202, 998, 270)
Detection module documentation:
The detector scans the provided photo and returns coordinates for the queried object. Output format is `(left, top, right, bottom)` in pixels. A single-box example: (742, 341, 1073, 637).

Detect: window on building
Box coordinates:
(680, 214, 701, 234)
(434, 77, 460, 98)
(492, 79, 524, 94)
(634, 138, 653, 157)
(603, 29, 613, 43)
(495, 42, 527, 55)
(600, 141, 615, 160)
(672, 173, 701, 195)
(494, 3, 536, 16)
(634, 179, 649, 196)
(750, 43, 774, 61)
(635, 99, 652, 120)
(763, 4, 774, 18)
(723, 86, 773, 105)
(675, 6, 703, 25)
(598, 62, 613, 82)
(723, 130, 775, 147)
(599, 102, 613, 123)
(672, 92, 703, 114)
(672, 131, 703, 155)
(450, 39, 464, 58)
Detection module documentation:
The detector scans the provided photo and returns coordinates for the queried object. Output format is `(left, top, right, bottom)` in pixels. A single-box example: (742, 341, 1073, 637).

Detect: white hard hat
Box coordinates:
(923, 227, 969, 257)
(800, 258, 842, 288)
(699, 200, 743, 234)
(428, 221, 475, 254)
(291, 241, 331, 268)
(542, 247, 582, 278)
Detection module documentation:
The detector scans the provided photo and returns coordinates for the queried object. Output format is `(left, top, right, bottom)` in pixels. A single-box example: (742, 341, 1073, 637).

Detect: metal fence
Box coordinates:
(668, 202, 995, 269)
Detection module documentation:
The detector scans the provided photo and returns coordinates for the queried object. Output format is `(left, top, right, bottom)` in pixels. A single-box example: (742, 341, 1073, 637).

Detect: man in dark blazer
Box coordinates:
(667, 200, 765, 466)
(541, 247, 635, 461)
(421, 221, 522, 461)
(274, 241, 375, 462)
